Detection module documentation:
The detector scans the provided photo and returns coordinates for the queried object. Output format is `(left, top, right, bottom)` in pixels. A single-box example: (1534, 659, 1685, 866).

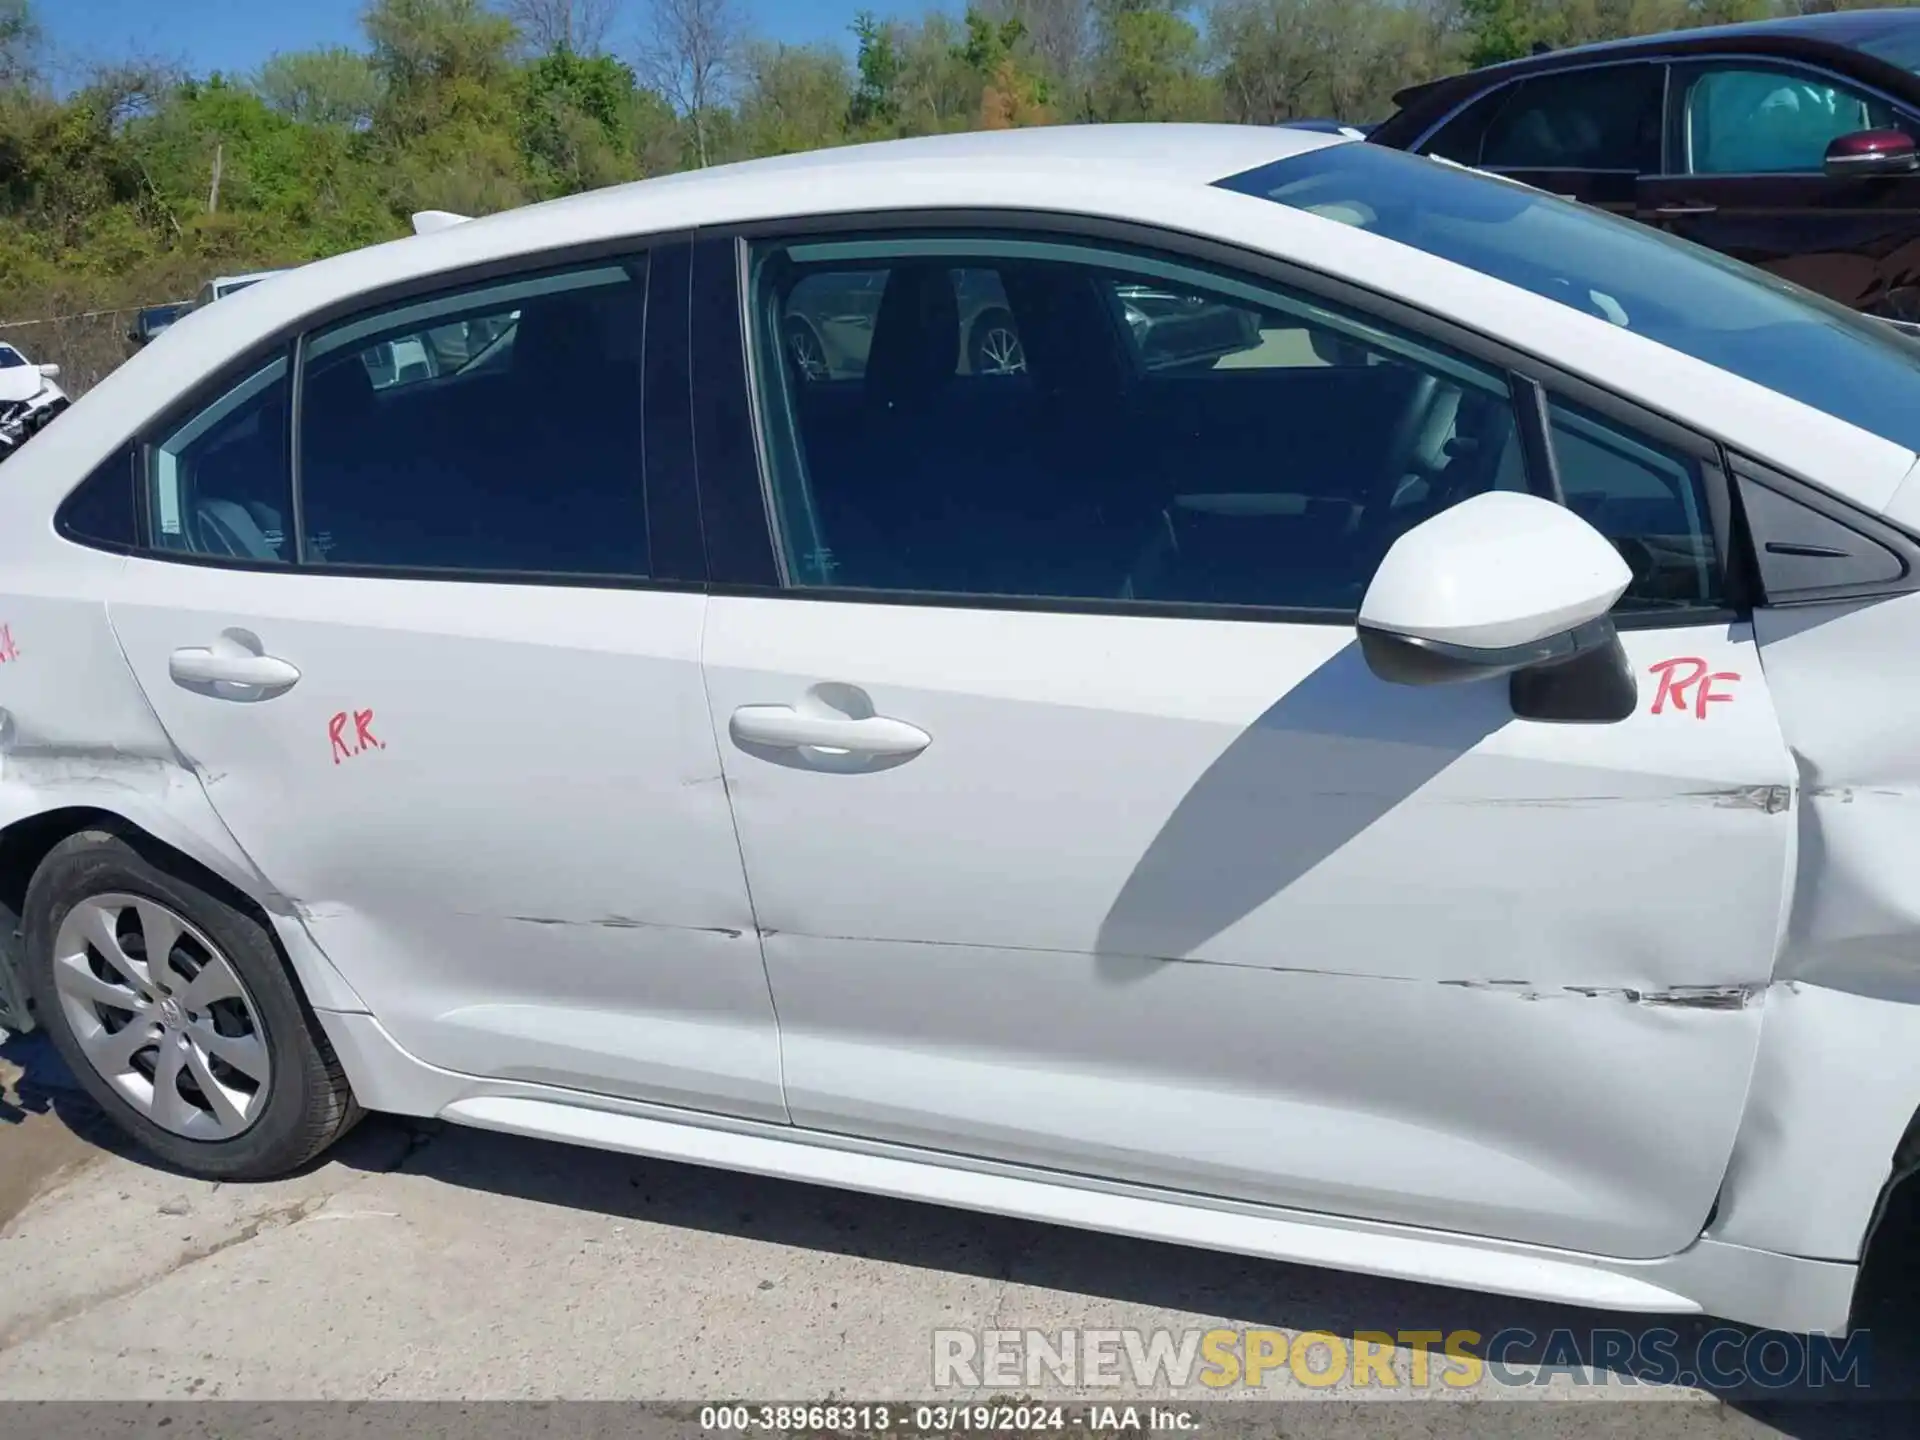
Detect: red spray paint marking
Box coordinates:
(329, 708, 385, 764)
(1648, 657, 1740, 719)
(0, 625, 20, 663)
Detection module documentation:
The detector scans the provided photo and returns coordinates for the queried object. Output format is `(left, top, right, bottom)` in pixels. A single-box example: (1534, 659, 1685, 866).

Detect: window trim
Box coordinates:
(709, 207, 1740, 631)
(116, 237, 705, 592)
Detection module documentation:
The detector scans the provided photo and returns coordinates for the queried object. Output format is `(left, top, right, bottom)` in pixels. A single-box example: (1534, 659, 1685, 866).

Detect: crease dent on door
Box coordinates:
(712, 601, 1792, 1258)
(1712, 592, 1920, 1263)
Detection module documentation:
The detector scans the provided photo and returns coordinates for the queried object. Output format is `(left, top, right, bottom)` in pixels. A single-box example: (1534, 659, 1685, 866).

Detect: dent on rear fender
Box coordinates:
(1709, 595, 1920, 1261)
(0, 590, 369, 1013)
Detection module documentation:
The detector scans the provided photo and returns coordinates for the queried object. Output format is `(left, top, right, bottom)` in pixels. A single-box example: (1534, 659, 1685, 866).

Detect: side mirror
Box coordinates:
(36, 363, 58, 379)
(1824, 128, 1918, 178)
(1359, 492, 1638, 719)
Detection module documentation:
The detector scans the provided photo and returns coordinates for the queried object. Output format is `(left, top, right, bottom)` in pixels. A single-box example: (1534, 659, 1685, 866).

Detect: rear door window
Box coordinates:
(1479, 64, 1665, 173)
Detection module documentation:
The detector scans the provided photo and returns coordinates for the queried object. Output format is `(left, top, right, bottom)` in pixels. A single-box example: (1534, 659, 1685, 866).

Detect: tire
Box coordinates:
(23, 828, 359, 1179)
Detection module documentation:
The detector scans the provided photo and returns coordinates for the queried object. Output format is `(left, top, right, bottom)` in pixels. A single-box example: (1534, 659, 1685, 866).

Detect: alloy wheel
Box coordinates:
(975, 325, 1026, 376)
(51, 893, 271, 1139)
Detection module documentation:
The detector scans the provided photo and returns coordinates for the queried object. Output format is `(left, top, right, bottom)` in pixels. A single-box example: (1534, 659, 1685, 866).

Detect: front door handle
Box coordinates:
(169, 647, 301, 691)
(730, 705, 930, 757)
(1652, 203, 1717, 216)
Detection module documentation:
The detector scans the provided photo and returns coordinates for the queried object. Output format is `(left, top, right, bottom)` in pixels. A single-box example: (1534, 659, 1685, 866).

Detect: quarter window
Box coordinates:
(1683, 66, 1901, 175)
(749, 233, 1526, 612)
(297, 257, 649, 576)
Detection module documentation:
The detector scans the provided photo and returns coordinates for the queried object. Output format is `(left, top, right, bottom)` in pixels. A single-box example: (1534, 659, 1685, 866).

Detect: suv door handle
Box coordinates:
(169, 648, 301, 691)
(1652, 203, 1717, 216)
(730, 705, 930, 757)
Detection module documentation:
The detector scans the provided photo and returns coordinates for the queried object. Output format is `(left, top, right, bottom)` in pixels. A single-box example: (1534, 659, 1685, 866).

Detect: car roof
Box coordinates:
(1387, 7, 1920, 111)
(637, 123, 1335, 189)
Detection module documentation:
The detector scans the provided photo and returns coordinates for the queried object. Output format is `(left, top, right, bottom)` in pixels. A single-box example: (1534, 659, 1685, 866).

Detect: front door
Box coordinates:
(1639, 60, 1920, 318)
(699, 224, 1796, 1260)
(107, 249, 787, 1123)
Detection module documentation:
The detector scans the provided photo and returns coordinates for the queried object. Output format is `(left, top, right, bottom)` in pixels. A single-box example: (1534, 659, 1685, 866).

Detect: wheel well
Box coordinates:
(0, 807, 116, 919)
(0, 806, 286, 964)
(1852, 1104, 1920, 1331)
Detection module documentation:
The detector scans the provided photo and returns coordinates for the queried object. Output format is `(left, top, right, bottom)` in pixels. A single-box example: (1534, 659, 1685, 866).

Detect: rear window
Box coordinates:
(1218, 141, 1920, 454)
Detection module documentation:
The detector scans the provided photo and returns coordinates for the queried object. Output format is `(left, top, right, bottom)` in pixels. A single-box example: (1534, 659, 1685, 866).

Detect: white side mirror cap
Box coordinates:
(1360, 490, 1630, 656)
(36, 363, 59, 379)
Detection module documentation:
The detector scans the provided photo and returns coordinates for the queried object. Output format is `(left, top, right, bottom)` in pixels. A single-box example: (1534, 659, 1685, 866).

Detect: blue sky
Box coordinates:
(41, 0, 890, 82)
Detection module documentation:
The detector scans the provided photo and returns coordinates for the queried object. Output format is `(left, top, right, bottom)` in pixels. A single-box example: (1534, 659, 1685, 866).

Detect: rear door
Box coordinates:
(1640, 59, 1920, 318)
(696, 222, 1796, 1260)
(105, 244, 788, 1122)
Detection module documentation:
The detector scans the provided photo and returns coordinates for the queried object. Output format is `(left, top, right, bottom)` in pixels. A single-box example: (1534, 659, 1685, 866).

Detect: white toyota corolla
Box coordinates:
(7, 124, 1920, 1336)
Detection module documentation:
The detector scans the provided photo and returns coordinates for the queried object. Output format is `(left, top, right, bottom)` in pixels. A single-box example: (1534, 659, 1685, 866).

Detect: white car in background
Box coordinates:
(0, 340, 68, 456)
(7, 124, 1920, 1338)
(191, 269, 288, 309)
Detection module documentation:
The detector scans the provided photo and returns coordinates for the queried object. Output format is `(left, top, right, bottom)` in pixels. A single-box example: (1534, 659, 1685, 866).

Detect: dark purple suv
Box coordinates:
(1368, 10, 1920, 326)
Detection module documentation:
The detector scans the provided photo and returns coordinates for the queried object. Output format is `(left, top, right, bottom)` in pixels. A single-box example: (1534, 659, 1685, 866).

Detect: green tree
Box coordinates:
(518, 47, 643, 193)
(848, 12, 903, 134)
(1087, 0, 1214, 122)
(256, 47, 385, 129)
(1459, 0, 1538, 66)
(0, 0, 38, 89)
(736, 42, 853, 156)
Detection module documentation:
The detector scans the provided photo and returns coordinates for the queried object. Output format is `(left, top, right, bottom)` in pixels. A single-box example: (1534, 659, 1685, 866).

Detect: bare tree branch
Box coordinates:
(503, 0, 621, 54)
(635, 0, 742, 166)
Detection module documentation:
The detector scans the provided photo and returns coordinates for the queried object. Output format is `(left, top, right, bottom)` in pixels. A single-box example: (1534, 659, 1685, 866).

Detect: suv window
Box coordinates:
(1423, 86, 1518, 167)
(1683, 65, 1900, 174)
(148, 357, 293, 563)
(1479, 64, 1664, 172)
(298, 258, 649, 576)
(749, 233, 1526, 611)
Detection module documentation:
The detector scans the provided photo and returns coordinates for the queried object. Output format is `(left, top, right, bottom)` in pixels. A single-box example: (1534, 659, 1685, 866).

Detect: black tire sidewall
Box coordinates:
(24, 829, 333, 1178)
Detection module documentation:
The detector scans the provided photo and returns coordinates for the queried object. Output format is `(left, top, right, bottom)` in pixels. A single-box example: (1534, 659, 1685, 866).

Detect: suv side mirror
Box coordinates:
(1824, 128, 1919, 178)
(1358, 491, 1637, 719)
(36, 363, 58, 379)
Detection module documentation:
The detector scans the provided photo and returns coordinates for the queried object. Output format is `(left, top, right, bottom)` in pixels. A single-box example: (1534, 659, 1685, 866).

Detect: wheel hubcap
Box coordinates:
(51, 893, 270, 1140)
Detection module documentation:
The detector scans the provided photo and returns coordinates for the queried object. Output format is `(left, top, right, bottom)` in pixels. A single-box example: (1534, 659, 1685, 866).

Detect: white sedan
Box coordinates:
(0, 340, 68, 455)
(6, 124, 1919, 1337)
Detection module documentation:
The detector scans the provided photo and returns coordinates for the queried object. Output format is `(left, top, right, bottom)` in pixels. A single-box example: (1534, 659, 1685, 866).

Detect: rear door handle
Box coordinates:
(169, 647, 301, 691)
(1652, 203, 1717, 216)
(730, 705, 930, 757)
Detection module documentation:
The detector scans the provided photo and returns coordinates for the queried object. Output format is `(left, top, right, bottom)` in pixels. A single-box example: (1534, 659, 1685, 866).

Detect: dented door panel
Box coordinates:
(107, 560, 788, 1123)
(1712, 593, 1920, 1259)
(0, 546, 381, 1025)
(707, 597, 1795, 1258)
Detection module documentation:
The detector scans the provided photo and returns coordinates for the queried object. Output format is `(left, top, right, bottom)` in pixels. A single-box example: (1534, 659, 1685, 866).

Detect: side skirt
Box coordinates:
(322, 1008, 1858, 1335)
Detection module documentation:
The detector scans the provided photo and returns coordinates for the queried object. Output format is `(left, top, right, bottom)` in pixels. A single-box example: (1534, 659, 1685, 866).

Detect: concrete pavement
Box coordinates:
(1, 1027, 1908, 1433)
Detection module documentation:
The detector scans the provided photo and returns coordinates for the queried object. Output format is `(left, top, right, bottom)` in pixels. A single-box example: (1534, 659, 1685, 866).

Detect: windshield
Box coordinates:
(0, 346, 23, 369)
(1219, 142, 1920, 453)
